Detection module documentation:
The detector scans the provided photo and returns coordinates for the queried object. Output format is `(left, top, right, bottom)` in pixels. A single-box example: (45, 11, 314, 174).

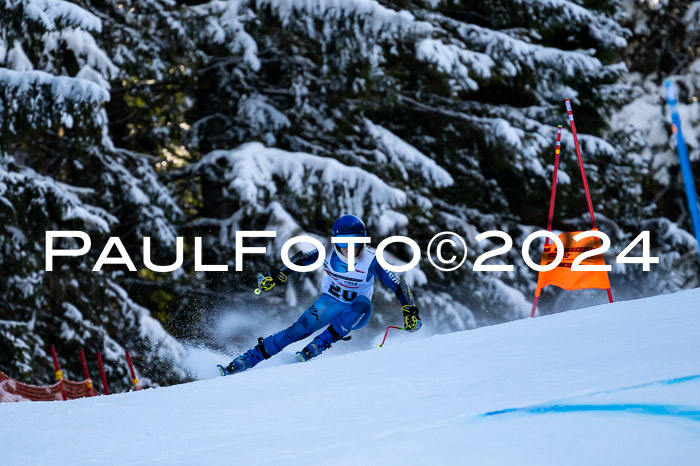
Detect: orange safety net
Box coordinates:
(535, 231, 611, 297)
(0, 370, 98, 402)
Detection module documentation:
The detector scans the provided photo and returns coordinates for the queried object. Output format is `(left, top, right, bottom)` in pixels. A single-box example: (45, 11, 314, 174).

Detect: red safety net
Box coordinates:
(0, 370, 98, 402)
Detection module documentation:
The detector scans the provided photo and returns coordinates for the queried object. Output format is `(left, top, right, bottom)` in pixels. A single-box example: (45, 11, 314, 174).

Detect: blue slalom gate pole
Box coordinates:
(664, 79, 700, 265)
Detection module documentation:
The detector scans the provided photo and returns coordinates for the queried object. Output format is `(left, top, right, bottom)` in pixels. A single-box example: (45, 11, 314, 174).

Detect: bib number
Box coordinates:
(329, 284, 357, 302)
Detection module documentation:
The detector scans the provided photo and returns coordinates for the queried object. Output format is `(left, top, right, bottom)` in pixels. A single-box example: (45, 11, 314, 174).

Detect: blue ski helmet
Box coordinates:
(332, 214, 366, 248)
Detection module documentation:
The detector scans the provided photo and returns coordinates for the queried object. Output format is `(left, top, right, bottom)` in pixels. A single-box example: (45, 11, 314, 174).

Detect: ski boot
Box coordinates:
(296, 327, 350, 362)
(218, 338, 270, 376)
(296, 336, 330, 362)
(217, 357, 246, 376)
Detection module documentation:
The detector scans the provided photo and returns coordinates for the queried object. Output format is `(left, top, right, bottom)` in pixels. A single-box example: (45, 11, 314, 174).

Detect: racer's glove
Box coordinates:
(402, 305, 422, 332)
(257, 269, 287, 293)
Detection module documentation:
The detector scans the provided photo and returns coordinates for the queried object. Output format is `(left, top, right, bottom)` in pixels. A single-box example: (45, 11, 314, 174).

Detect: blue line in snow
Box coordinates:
(590, 373, 700, 395)
(481, 373, 700, 421)
(483, 404, 700, 422)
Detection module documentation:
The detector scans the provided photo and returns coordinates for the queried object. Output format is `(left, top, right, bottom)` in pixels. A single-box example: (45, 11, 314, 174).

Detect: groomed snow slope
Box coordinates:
(2, 289, 700, 465)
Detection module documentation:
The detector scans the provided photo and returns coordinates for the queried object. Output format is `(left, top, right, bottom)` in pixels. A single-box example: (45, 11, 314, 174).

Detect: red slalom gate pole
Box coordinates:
(79, 348, 94, 395)
(530, 126, 563, 318)
(125, 351, 141, 390)
(529, 296, 540, 319)
(545, 125, 563, 246)
(378, 326, 405, 347)
(565, 98, 598, 230)
(565, 99, 613, 305)
(96, 351, 110, 395)
(50, 345, 67, 401)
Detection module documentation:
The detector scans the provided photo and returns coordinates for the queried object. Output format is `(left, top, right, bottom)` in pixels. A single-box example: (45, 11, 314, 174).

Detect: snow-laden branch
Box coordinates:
(511, 0, 628, 49)
(192, 0, 261, 71)
(7, 0, 103, 32)
(416, 38, 494, 91)
(191, 142, 409, 235)
(0, 156, 117, 232)
(458, 23, 604, 79)
(257, 0, 433, 38)
(364, 119, 453, 188)
(0, 68, 108, 103)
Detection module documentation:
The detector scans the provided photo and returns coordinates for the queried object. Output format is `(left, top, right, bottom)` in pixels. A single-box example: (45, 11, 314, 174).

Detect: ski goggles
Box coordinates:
(335, 234, 360, 248)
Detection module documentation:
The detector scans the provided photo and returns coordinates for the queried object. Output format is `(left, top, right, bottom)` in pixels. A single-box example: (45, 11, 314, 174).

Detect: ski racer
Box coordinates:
(219, 214, 422, 375)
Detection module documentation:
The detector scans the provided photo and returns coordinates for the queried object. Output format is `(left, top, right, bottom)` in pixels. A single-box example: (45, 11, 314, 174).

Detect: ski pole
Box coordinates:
(253, 274, 266, 295)
(378, 325, 405, 347)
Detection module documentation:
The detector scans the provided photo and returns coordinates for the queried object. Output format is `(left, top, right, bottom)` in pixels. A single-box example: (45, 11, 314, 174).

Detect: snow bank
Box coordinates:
(1, 288, 699, 465)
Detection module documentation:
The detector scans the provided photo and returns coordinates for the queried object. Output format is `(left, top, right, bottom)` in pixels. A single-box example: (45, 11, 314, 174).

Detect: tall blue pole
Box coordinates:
(664, 79, 700, 265)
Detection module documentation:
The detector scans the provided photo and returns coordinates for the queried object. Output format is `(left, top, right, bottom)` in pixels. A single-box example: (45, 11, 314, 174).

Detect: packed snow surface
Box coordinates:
(2, 289, 699, 465)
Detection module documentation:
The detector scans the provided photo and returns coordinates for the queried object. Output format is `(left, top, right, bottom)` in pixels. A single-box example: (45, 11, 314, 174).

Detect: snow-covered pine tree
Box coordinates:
(0, 0, 188, 388)
(4, 0, 687, 386)
(77, 0, 209, 338)
(605, 0, 700, 295)
(174, 0, 632, 333)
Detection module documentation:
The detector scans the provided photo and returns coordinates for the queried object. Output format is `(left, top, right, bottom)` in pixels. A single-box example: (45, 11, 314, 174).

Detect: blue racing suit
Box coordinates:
(258, 245, 410, 358)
